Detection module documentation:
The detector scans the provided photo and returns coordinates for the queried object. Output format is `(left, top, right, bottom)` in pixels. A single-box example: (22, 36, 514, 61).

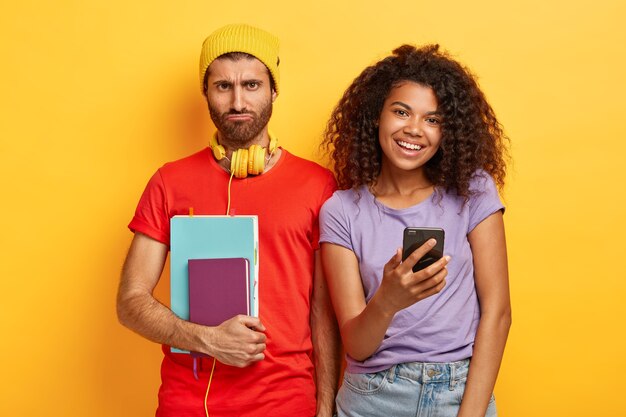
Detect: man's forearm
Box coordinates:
(311, 251, 341, 417)
(311, 302, 341, 417)
(117, 283, 268, 368)
(117, 233, 209, 352)
(117, 289, 208, 353)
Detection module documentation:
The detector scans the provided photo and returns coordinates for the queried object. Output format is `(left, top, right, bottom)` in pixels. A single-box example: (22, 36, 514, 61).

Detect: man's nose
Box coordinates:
(230, 87, 245, 112)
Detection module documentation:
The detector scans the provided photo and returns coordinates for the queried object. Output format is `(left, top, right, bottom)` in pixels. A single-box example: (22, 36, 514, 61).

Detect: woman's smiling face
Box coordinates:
(378, 81, 443, 174)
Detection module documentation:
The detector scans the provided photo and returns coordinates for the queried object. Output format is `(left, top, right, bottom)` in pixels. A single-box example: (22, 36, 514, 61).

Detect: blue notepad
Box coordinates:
(170, 215, 259, 354)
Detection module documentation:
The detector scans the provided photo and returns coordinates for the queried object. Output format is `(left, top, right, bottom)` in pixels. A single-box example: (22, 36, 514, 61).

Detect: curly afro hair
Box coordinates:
(323, 44, 509, 200)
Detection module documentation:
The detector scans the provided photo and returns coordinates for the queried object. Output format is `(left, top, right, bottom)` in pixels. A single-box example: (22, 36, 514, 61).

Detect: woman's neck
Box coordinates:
(371, 164, 433, 209)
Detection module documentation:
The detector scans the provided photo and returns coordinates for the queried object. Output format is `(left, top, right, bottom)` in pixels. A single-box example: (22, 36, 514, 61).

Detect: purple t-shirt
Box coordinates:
(319, 171, 504, 373)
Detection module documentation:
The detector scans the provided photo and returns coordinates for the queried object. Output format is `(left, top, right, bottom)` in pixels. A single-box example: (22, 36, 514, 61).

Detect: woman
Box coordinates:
(320, 44, 511, 417)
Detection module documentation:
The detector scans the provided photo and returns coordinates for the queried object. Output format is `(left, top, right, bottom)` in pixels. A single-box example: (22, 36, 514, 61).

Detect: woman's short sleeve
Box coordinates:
(467, 172, 505, 233)
(319, 192, 353, 251)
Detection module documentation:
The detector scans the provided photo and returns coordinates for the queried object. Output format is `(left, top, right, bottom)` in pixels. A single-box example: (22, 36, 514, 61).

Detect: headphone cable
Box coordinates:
(226, 170, 235, 215)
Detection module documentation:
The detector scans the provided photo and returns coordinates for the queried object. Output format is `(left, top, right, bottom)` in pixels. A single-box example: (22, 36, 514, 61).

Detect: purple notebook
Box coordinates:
(188, 258, 250, 328)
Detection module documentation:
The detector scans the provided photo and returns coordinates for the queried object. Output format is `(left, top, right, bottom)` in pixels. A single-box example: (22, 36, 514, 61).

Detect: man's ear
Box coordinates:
(271, 89, 277, 103)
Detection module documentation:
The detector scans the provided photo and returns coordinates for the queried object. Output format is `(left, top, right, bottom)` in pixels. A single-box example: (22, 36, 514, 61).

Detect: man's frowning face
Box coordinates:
(205, 56, 276, 147)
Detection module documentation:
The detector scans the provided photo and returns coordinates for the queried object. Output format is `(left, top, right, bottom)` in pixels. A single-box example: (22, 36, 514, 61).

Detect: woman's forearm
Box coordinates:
(457, 308, 511, 417)
(340, 292, 396, 361)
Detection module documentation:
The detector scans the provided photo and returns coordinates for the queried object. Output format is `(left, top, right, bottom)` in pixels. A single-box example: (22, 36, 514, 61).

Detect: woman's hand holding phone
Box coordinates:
(376, 239, 449, 315)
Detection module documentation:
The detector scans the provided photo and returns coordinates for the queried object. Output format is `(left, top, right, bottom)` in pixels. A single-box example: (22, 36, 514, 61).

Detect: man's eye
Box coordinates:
(217, 83, 230, 90)
(247, 82, 259, 89)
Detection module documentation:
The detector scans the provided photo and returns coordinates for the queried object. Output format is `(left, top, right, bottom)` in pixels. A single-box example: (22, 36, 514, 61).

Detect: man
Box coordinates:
(117, 24, 340, 417)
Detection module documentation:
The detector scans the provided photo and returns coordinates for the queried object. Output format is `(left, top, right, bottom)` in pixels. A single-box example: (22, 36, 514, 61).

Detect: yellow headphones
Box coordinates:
(209, 132, 278, 179)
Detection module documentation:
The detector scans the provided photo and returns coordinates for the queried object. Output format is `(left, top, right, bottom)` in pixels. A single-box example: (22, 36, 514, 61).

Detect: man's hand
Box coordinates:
(203, 315, 267, 367)
(117, 233, 266, 368)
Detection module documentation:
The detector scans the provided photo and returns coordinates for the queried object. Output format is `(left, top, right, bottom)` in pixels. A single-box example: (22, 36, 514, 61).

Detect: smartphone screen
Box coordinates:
(402, 227, 445, 272)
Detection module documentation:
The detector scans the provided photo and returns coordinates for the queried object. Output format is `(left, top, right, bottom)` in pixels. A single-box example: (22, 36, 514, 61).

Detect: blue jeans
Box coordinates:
(336, 359, 496, 417)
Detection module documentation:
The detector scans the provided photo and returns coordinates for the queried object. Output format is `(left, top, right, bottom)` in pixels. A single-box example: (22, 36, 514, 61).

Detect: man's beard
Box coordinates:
(209, 99, 273, 147)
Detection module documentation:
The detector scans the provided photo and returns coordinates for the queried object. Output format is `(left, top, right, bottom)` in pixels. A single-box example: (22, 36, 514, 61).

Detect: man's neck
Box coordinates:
(217, 129, 270, 158)
(213, 127, 282, 175)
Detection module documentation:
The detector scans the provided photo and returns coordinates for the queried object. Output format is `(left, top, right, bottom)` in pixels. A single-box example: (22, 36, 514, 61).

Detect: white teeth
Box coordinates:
(397, 140, 422, 151)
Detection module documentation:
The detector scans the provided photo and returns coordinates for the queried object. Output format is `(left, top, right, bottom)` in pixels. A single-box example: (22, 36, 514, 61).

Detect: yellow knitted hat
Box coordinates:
(199, 24, 280, 95)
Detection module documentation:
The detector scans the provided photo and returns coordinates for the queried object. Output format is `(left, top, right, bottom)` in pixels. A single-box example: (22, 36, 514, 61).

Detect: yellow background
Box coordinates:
(1, 1, 624, 416)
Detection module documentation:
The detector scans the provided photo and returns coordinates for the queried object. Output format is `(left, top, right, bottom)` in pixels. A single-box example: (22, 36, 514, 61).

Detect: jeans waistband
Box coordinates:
(387, 359, 470, 385)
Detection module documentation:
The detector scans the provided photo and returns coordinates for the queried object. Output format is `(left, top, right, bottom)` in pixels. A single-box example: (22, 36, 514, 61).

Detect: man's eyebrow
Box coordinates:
(211, 78, 264, 85)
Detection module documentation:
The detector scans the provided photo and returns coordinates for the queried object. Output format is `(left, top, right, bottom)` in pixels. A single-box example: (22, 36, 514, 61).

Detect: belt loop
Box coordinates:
(449, 362, 457, 391)
(387, 365, 397, 383)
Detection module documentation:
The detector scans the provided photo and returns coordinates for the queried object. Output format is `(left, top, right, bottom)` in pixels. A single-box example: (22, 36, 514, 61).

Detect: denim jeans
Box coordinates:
(336, 359, 496, 417)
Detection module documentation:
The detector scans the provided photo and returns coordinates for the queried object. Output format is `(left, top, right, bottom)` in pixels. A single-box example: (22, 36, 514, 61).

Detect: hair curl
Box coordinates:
(323, 44, 509, 200)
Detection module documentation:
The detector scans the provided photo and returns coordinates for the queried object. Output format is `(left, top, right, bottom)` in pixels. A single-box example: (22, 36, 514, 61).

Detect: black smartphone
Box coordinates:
(402, 227, 445, 272)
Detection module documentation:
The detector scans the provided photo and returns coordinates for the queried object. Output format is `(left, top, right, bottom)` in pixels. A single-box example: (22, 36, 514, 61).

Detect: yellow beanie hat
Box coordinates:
(199, 24, 280, 95)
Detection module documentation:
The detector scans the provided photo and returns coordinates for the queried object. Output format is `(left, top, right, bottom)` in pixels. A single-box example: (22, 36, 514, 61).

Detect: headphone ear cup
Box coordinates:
(247, 145, 257, 175)
(256, 145, 266, 173)
(231, 149, 239, 176)
(237, 149, 249, 179)
(248, 144, 265, 175)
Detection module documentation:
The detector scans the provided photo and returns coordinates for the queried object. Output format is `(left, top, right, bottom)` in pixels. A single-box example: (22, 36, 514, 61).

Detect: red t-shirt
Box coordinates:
(129, 148, 337, 417)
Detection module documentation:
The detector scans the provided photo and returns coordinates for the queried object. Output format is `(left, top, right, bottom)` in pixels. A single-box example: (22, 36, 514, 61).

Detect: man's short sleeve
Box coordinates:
(319, 191, 353, 251)
(128, 169, 170, 245)
(467, 172, 505, 233)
